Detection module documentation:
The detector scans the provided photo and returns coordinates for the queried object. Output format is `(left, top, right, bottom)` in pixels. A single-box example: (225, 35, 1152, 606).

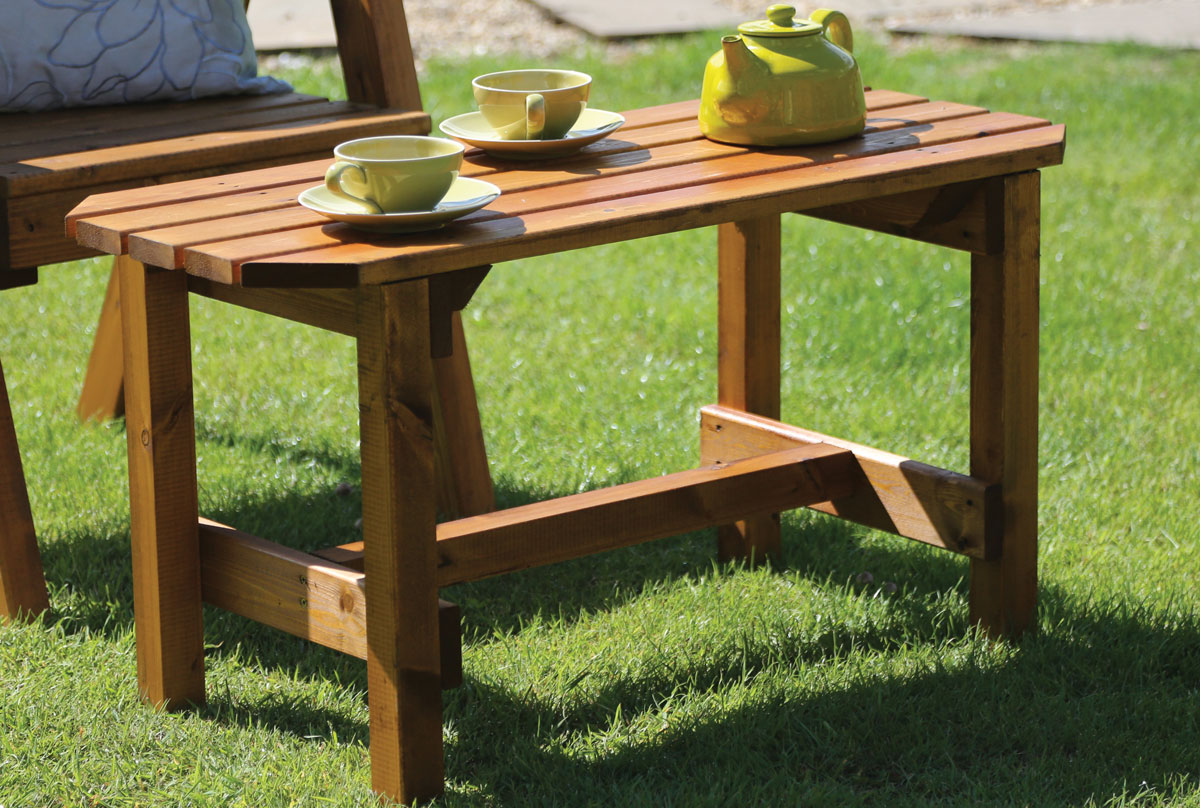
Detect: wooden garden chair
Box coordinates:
(0, 0, 493, 621)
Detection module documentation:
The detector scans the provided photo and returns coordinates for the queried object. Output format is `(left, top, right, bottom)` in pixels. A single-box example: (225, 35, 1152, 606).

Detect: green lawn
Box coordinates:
(2, 31, 1198, 807)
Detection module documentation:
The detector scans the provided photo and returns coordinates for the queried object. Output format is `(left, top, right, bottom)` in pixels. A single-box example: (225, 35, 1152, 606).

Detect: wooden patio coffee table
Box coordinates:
(68, 89, 1064, 803)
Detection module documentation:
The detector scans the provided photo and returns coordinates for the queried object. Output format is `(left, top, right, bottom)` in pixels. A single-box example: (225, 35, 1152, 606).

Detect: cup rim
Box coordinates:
(472, 69, 592, 94)
(333, 135, 464, 163)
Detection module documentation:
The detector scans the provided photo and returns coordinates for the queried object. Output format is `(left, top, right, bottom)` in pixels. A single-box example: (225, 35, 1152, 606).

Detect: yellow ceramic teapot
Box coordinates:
(699, 5, 866, 146)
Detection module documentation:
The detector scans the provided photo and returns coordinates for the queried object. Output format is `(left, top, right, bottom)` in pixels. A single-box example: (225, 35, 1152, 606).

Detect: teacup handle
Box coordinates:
(526, 93, 546, 140)
(811, 8, 853, 53)
(325, 161, 383, 214)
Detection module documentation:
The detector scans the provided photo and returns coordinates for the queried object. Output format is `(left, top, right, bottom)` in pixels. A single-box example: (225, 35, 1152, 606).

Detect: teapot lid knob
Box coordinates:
(766, 4, 796, 26)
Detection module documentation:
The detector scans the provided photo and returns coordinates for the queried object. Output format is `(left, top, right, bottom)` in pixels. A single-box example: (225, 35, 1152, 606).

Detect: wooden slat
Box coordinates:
(64, 92, 939, 231)
(235, 124, 1065, 288)
(969, 172, 1041, 637)
(76, 181, 319, 256)
(196, 517, 462, 688)
(0, 101, 417, 176)
(119, 261, 205, 709)
(122, 101, 978, 271)
(5, 110, 429, 196)
(0, 93, 335, 150)
(716, 216, 782, 564)
(321, 443, 857, 584)
(699, 405, 999, 558)
(164, 110, 1045, 283)
(10, 150, 336, 270)
(0, 356, 49, 620)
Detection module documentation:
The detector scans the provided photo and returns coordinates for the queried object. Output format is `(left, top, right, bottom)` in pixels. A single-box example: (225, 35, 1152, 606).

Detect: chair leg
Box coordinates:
(0, 355, 49, 620)
(432, 311, 493, 518)
(77, 258, 127, 422)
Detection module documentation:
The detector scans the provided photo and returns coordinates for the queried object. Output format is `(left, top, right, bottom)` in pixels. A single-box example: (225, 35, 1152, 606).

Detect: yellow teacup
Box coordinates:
(324, 136, 464, 214)
(472, 69, 591, 141)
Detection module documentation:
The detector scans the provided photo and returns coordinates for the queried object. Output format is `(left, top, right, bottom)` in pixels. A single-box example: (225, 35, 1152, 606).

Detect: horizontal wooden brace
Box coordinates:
(798, 179, 996, 255)
(316, 443, 859, 586)
(699, 406, 999, 558)
(197, 518, 462, 688)
(188, 278, 357, 334)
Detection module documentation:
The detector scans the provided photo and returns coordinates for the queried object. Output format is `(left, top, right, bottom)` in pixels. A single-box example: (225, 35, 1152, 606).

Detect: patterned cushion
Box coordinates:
(0, 0, 290, 112)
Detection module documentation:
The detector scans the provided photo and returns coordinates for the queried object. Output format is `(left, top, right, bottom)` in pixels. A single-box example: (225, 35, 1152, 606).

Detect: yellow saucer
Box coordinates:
(439, 108, 626, 160)
(298, 176, 500, 233)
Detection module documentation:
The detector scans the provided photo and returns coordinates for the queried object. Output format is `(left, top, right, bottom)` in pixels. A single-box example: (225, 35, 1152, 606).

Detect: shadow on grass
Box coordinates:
(35, 472, 1200, 805)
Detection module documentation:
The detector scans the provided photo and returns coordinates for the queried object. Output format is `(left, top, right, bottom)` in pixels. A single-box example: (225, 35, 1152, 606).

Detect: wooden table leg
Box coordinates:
(716, 215, 783, 564)
(0, 356, 49, 620)
(969, 172, 1041, 638)
(78, 258, 127, 422)
(357, 280, 444, 803)
(119, 261, 205, 707)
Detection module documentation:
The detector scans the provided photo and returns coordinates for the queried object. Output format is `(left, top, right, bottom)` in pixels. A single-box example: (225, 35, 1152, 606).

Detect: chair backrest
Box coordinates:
(326, 0, 424, 110)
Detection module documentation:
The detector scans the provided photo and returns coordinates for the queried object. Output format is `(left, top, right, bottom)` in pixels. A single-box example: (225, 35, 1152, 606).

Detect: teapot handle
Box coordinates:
(810, 8, 853, 53)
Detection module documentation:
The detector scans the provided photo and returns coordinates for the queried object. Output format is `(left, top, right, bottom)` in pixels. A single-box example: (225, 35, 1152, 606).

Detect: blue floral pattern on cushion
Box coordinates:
(1, 0, 290, 112)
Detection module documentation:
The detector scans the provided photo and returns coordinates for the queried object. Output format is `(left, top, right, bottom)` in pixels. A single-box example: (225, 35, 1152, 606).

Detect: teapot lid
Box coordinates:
(738, 4, 823, 37)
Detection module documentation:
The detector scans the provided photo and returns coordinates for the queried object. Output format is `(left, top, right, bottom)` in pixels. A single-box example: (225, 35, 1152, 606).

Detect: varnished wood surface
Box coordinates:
(0, 356, 49, 620)
(67, 92, 1066, 288)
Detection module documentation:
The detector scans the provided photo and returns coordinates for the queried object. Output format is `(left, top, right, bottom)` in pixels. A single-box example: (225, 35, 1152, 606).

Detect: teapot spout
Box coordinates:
(720, 35, 757, 79)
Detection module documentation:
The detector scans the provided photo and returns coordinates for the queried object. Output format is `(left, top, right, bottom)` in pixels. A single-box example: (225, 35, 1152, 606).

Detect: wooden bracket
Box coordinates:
(700, 405, 1000, 559)
(800, 179, 995, 255)
(0, 269, 37, 291)
(428, 265, 489, 357)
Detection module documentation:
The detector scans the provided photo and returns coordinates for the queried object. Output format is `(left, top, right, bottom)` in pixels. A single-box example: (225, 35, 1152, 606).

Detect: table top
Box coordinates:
(67, 90, 1064, 289)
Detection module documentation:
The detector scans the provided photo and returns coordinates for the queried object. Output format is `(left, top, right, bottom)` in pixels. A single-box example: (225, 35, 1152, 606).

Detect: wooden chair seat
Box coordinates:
(1, 92, 429, 273)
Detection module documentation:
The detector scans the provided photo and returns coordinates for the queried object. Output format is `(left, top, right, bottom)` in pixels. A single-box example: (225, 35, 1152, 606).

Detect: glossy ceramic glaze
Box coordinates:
(324, 136, 463, 214)
(440, 108, 625, 159)
(472, 69, 591, 141)
(699, 5, 866, 147)
(299, 176, 500, 233)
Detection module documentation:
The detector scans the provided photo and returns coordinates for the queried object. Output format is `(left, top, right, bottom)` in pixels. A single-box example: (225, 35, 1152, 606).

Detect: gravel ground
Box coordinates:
(400, 0, 1144, 65)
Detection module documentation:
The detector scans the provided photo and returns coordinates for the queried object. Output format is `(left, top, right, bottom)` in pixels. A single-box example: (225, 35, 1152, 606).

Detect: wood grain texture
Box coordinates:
(119, 260, 205, 708)
(802, 179, 995, 255)
(969, 172, 1042, 638)
(0, 355, 49, 620)
(5, 109, 429, 197)
(317, 444, 858, 586)
(699, 406, 999, 558)
(64, 95, 989, 280)
(330, 0, 423, 110)
(238, 124, 1066, 287)
(197, 517, 462, 687)
(356, 280, 444, 803)
(431, 312, 494, 517)
(717, 216, 782, 564)
(77, 259, 127, 421)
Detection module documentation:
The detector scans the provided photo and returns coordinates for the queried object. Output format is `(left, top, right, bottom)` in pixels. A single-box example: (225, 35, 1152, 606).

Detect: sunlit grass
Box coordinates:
(1, 32, 1198, 807)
